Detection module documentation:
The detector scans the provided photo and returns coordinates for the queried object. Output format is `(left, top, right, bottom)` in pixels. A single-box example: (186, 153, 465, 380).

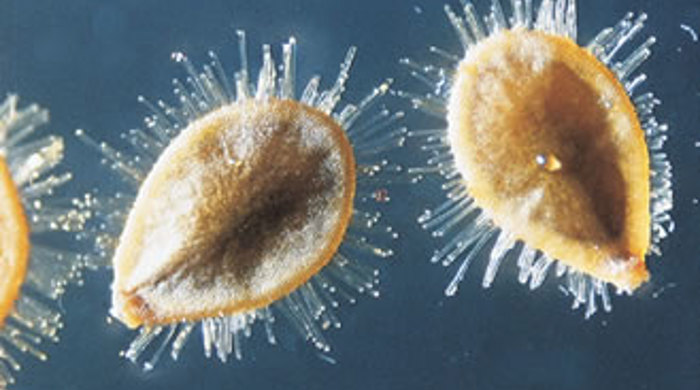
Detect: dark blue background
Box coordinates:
(1, 0, 700, 389)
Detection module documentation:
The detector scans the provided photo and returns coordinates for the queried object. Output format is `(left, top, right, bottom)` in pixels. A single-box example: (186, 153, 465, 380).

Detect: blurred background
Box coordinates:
(1, 0, 700, 389)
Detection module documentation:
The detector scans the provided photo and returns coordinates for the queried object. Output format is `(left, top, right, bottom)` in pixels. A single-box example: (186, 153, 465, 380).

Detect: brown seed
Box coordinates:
(447, 30, 651, 290)
(112, 98, 356, 328)
(0, 156, 29, 327)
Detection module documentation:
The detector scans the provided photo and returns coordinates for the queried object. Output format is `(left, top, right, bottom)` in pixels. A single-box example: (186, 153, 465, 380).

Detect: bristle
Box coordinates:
(281, 38, 297, 100)
(482, 231, 515, 288)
